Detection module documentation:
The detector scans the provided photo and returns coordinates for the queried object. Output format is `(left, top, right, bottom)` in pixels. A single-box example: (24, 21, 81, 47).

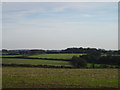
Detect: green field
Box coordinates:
(2, 55, 23, 57)
(29, 54, 85, 59)
(3, 58, 106, 68)
(2, 53, 119, 88)
(2, 58, 71, 67)
(3, 67, 118, 88)
(2, 53, 120, 58)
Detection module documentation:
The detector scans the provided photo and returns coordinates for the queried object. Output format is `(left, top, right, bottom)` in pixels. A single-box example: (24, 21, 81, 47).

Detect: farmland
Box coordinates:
(29, 53, 85, 59)
(1, 1, 120, 88)
(1, 52, 119, 88)
(2, 55, 23, 57)
(3, 67, 118, 88)
(3, 58, 115, 68)
(2, 58, 71, 67)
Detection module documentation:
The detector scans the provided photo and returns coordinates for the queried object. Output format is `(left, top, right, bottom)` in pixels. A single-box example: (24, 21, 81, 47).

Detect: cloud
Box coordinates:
(2, 2, 118, 50)
(3, 2, 117, 24)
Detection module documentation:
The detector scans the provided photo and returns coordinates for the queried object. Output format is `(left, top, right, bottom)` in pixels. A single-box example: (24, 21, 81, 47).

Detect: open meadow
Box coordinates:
(2, 67, 118, 88)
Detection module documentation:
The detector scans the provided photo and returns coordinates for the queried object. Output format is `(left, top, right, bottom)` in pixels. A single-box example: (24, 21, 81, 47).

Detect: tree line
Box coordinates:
(70, 55, 120, 68)
(1, 47, 120, 55)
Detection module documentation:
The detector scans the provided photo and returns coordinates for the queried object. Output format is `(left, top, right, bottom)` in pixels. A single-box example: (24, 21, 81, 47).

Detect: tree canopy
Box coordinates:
(70, 56, 87, 68)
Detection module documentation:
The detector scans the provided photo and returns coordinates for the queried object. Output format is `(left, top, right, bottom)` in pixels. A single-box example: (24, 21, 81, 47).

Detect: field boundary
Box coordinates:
(2, 64, 118, 69)
(2, 64, 73, 68)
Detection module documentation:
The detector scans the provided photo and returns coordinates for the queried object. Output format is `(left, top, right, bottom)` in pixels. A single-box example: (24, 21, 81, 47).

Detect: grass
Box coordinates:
(29, 53, 85, 59)
(2, 67, 118, 88)
(2, 58, 71, 67)
(1, 55, 23, 57)
(2, 53, 120, 58)
(3, 58, 116, 68)
(2, 58, 105, 68)
(2, 53, 119, 88)
(101, 54, 120, 56)
(112, 55, 120, 56)
(0, 52, 8, 55)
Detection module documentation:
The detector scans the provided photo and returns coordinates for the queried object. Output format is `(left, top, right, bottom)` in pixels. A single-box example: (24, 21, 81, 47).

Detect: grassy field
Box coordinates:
(2, 53, 120, 58)
(1, 55, 23, 57)
(3, 58, 106, 68)
(29, 54, 85, 59)
(2, 53, 119, 88)
(2, 58, 71, 67)
(2, 67, 118, 88)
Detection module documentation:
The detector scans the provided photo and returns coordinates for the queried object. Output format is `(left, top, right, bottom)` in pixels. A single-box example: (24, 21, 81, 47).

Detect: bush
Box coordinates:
(70, 56, 87, 68)
(99, 64, 109, 68)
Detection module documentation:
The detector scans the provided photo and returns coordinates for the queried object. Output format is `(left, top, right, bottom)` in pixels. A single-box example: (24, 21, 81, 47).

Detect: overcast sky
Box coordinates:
(2, 2, 118, 50)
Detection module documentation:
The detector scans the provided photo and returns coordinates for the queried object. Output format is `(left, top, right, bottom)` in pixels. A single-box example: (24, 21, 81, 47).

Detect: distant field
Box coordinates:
(3, 58, 106, 68)
(2, 58, 71, 67)
(2, 53, 119, 88)
(112, 55, 120, 56)
(101, 54, 120, 56)
(29, 54, 85, 59)
(0, 52, 8, 55)
(2, 55, 23, 57)
(3, 67, 118, 88)
(2, 53, 120, 58)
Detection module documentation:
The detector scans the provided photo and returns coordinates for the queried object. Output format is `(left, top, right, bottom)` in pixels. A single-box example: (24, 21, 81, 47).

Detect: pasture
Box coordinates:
(2, 67, 118, 88)
(2, 53, 119, 88)
(2, 58, 107, 68)
(2, 58, 71, 67)
(2, 55, 22, 57)
(29, 53, 85, 59)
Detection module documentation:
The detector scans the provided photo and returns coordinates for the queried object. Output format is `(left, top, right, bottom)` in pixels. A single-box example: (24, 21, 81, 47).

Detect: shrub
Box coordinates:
(70, 56, 87, 68)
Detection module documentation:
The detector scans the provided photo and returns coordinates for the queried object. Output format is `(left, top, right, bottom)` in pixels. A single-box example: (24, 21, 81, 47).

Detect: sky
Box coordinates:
(0, 3, 2, 50)
(2, 2, 118, 50)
